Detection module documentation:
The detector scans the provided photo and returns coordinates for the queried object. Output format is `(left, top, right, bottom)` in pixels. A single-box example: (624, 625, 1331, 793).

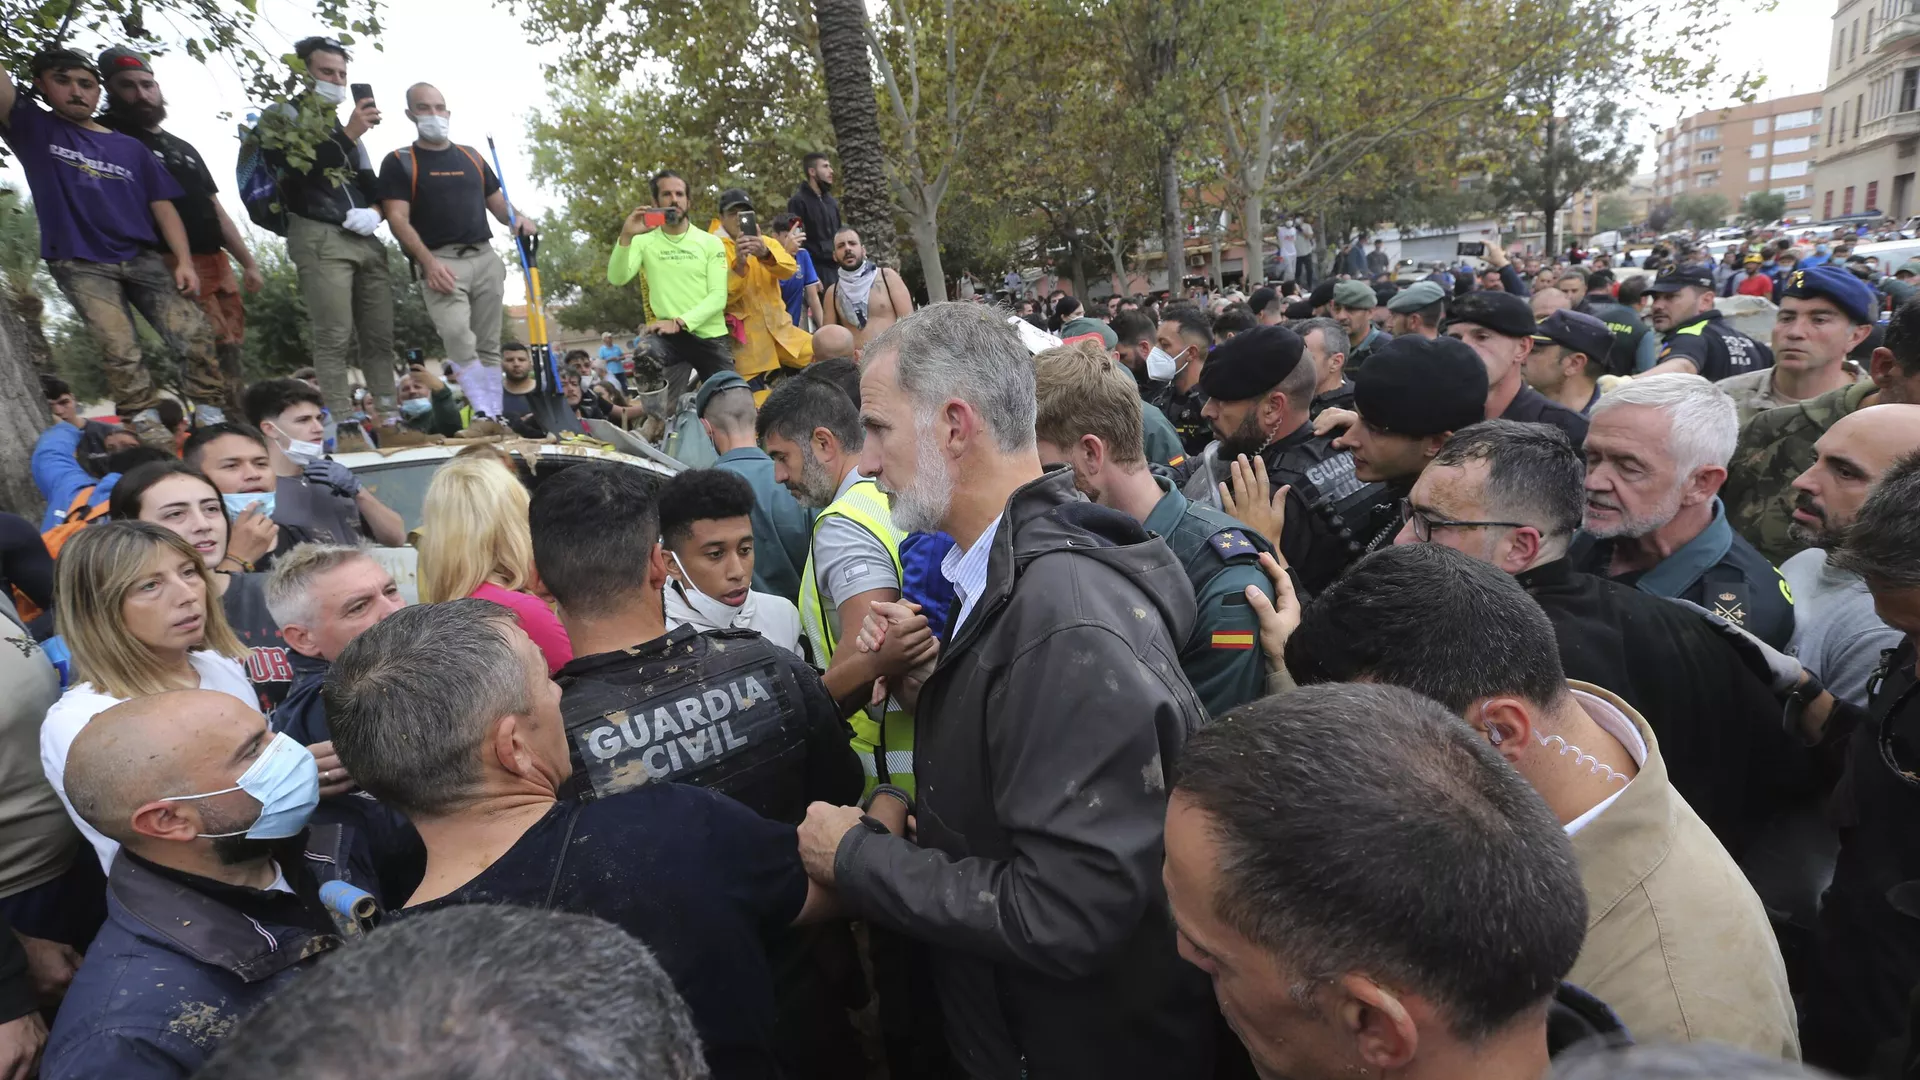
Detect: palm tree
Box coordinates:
(812, 0, 898, 268)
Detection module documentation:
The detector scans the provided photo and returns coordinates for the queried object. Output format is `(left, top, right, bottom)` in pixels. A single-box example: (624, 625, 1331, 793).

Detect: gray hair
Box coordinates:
(864, 302, 1037, 453)
(321, 599, 533, 818)
(265, 543, 377, 630)
(1175, 684, 1586, 1042)
(1833, 449, 1920, 589)
(1589, 373, 1738, 478)
(1433, 421, 1586, 540)
(197, 906, 708, 1080)
(1550, 1042, 1832, 1079)
(1292, 317, 1346, 362)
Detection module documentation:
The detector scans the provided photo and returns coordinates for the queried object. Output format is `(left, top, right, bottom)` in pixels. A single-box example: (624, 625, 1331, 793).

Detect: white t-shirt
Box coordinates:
(1277, 225, 1297, 259)
(664, 583, 804, 657)
(40, 651, 257, 872)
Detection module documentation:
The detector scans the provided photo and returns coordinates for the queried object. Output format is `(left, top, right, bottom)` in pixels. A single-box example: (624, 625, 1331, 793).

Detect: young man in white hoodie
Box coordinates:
(659, 468, 803, 656)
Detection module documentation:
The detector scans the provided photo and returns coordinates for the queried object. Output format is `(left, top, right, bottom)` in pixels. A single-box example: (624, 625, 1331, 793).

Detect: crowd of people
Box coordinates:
(5, 28, 1920, 1080)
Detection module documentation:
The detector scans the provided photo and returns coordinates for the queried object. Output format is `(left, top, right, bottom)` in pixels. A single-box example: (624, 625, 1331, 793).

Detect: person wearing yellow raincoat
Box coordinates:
(715, 188, 812, 400)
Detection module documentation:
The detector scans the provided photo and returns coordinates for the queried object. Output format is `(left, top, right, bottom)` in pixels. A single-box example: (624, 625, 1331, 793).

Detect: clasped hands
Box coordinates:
(796, 600, 935, 887)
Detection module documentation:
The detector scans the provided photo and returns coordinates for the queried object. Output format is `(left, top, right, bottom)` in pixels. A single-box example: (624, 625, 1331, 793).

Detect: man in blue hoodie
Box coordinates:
(30, 419, 166, 532)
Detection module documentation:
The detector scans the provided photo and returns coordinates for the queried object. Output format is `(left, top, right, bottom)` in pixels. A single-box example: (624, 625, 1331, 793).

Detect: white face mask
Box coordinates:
(1146, 345, 1180, 382)
(670, 553, 745, 629)
(414, 115, 449, 142)
(266, 421, 323, 465)
(311, 79, 348, 106)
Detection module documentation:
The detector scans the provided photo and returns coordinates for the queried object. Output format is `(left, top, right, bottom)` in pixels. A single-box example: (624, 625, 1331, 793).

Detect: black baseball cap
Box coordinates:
(30, 48, 97, 77)
(1532, 310, 1614, 364)
(717, 188, 754, 213)
(1645, 265, 1716, 294)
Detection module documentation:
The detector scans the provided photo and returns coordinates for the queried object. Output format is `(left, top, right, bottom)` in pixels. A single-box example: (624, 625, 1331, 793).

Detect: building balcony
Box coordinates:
(1860, 107, 1920, 144)
(1879, 7, 1920, 52)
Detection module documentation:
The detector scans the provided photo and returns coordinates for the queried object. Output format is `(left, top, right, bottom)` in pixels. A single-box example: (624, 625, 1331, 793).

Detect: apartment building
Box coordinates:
(1819, 0, 1920, 222)
(1652, 94, 1824, 221)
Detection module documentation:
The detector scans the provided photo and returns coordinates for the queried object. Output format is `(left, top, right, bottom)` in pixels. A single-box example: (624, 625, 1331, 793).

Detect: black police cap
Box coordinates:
(1444, 290, 1536, 339)
(1197, 324, 1306, 403)
(1646, 265, 1716, 293)
(1352, 336, 1488, 437)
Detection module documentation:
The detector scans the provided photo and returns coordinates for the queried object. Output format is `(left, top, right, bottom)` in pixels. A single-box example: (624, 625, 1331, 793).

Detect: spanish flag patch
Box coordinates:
(1168, 454, 1186, 467)
(1211, 630, 1254, 650)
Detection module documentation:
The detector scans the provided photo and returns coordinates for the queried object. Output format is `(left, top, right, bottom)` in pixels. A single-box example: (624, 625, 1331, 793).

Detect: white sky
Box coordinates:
(0, 0, 1839, 258)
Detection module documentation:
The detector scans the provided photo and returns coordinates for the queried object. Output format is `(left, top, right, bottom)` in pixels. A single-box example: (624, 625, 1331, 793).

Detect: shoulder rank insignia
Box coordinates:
(1213, 528, 1257, 554)
(1711, 589, 1748, 625)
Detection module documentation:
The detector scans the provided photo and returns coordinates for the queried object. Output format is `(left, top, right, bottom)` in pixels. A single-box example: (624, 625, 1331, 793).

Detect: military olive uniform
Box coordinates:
(1724, 379, 1878, 568)
(1140, 400, 1190, 469)
(1143, 476, 1273, 716)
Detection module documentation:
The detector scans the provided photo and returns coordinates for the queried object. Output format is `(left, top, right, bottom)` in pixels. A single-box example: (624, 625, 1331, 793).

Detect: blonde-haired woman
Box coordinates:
(417, 456, 573, 673)
(41, 522, 254, 871)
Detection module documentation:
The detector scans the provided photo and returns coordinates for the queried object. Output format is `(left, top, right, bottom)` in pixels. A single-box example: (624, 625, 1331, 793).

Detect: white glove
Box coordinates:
(342, 208, 381, 236)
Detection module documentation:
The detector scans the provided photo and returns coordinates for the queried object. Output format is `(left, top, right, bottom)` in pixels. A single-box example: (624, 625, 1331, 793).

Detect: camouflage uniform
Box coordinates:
(1723, 379, 1879, 567)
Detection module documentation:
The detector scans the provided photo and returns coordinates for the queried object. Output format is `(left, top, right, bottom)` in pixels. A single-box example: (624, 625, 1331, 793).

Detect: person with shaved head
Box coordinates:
(376, 81, 535, 417)
(1781, 403, 1920, 706)
(42, 689, 383, 1080)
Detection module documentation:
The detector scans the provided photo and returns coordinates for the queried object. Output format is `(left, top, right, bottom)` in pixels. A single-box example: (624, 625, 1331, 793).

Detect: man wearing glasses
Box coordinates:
(1387, 418, 1814, 861)
(1328, 335, 1489, 556)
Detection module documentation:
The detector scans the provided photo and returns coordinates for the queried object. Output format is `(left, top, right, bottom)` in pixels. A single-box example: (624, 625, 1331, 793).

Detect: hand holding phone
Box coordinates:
(739, 210, 759, 236)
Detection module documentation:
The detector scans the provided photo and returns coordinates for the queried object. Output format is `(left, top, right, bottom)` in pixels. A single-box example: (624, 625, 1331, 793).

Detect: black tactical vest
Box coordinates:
(556, 626, 814, 822)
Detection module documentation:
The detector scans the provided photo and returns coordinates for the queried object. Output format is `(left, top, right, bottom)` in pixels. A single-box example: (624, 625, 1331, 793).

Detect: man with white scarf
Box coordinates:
(822, 227, 914, 348)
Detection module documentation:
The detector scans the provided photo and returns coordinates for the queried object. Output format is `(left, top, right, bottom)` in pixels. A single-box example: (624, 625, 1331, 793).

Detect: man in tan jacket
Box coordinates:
(1282, 543, 1799, 1058)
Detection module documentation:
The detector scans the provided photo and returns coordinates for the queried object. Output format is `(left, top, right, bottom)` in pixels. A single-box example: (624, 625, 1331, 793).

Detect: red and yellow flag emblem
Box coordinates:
(1211, 630, 1254, 650)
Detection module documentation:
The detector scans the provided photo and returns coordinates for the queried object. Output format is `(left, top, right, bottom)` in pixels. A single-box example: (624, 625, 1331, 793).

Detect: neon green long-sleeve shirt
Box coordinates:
(606, 225, 730, 339)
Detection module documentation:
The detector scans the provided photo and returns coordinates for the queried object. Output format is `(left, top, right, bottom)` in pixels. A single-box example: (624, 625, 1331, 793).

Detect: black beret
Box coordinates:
(1445, 290, 1536, 339)
(1308, 280, 1337, 308)
(1197, 325, 1306, 402)
(1283, 299, 1315, 320)
(1352, 336, 1488, 437)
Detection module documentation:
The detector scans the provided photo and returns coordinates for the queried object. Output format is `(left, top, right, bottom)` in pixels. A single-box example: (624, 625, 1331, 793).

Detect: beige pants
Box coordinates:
(420, 244, 506, 368)
(287, 214, 397, 414)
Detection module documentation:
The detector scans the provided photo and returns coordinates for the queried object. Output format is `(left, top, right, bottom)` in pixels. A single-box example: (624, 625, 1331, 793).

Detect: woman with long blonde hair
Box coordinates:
(417, 456, 573, 672)
(41, 522, 255, 871)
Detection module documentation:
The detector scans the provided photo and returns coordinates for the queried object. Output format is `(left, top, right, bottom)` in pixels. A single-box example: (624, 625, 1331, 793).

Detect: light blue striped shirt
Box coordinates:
(942, 514, 1002, 637)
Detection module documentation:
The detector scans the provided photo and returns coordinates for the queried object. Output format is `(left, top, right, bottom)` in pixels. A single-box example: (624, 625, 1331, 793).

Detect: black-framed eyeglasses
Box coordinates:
(1398, 499, 1527, 543)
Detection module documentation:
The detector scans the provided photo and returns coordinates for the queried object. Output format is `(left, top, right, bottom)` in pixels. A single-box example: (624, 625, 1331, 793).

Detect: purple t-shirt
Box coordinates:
(1, 97, 181, 263)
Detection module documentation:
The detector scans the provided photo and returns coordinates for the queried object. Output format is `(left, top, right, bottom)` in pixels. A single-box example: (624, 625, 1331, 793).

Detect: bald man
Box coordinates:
(812, 323, 857, 363)
(43, 691, 382, 1080)
(1530, 286, 1570, 322)
(1782, 404, 1920, 705)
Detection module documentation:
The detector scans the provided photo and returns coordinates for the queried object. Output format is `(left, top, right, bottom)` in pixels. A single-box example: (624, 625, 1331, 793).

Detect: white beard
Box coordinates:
(1584, 482, 1684, 539)
(881, 423, 953, 535)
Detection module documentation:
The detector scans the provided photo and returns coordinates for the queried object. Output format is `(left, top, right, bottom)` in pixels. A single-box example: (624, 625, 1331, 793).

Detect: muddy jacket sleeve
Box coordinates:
(834, 622, 1179, 981)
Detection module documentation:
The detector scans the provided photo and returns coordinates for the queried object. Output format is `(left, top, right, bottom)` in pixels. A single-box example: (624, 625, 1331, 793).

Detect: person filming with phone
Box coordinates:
(716, 189, 812, 396)
(266, 38, 397, 438)
(607, 170, 732, 403)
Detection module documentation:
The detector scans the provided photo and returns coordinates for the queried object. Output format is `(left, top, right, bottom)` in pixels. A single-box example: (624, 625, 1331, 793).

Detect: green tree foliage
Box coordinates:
(1669, 192, 1731, 229)
(1596, 193, 1635, 232)
(1740, 190, 1788, 225)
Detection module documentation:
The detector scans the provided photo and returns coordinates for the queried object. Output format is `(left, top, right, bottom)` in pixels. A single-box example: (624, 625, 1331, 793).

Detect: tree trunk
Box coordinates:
(0, 303, 52, 521)
(1542, 113, 1559, 259)
(1243, 192, 1265, 284)
(1159, 141, 1182, 293)
(1208, 223, 1223, 289)
(907, 210, 947, 304)
(813, 0, 899, 268)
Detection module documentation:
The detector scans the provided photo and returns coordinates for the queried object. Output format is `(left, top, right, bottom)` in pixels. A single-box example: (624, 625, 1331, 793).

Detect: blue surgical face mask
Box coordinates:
(164, 732, 321, 839)
(399, 397, 433, 418)
(222, 491, 275, 518)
